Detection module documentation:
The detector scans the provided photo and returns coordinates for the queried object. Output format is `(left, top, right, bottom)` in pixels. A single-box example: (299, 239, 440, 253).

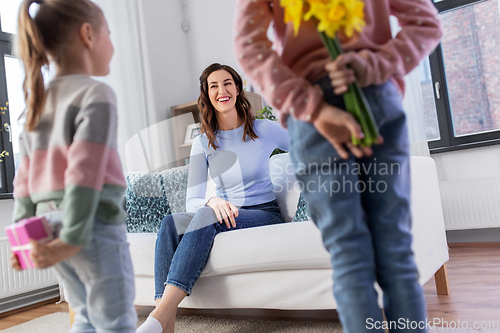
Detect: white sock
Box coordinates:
(137, 316, 163, 333)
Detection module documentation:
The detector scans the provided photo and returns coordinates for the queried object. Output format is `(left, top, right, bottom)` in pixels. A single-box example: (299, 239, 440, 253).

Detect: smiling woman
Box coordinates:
(136, 63, 290, 333)
(198, 63, 258, 150)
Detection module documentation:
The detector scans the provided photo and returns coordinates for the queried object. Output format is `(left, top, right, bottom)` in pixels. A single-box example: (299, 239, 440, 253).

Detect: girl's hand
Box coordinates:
(325, 51, 368, 94)
(313, 102, 373, 159)
(30, 238, 82, 269)
(10, 252, 21, 271)
(206, 197, 239, 229)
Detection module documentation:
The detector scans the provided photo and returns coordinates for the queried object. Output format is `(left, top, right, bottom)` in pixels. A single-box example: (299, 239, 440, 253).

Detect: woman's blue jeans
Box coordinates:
(154, 199, 284, 298)
(287, 77, 428, 333)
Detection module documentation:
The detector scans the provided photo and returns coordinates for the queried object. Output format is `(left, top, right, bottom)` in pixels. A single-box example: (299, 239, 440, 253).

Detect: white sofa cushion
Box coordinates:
(269, 153, 301, 222)
(203, 221, 330, 276)
(127, 221, 331, 279)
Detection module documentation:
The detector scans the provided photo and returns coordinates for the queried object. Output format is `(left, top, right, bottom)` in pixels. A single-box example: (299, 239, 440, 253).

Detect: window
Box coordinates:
(0, 0, 23, 198)
(423, 0, 500, 153)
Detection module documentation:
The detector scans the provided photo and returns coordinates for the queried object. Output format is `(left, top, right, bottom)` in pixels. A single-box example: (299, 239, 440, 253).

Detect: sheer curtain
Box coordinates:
(94, 0, 174, 172)
(390, 17, 431, 157)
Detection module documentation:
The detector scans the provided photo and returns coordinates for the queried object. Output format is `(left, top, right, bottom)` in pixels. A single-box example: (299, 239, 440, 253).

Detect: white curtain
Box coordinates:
(402, 69, 432, 156)
(94, 0, 175, 173)
(390, 17, 431, 157)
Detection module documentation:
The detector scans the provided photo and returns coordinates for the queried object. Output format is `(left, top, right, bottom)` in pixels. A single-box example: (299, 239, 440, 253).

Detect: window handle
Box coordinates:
(434, 81, 441, 100)
(4, 123, 12, 142)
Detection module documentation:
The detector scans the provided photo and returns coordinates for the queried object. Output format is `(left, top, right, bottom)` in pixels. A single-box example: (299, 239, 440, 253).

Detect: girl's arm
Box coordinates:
(234, 0, 364, 160)
(186, 136, 211, 213)
(334, 0, 443, 88)
(12, 134, 36, 221)
(234, 0, 325, 127)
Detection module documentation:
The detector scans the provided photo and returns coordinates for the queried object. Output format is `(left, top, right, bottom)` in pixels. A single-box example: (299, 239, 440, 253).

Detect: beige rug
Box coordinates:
(1, 312, 498, 333)
(1, 312, 343, 333)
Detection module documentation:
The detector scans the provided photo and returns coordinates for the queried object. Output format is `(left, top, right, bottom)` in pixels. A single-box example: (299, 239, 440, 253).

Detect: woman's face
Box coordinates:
(207, 69, 239, 114)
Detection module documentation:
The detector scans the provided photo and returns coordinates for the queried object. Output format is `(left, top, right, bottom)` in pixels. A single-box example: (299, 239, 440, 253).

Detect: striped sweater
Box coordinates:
(12, 75, 127, 247)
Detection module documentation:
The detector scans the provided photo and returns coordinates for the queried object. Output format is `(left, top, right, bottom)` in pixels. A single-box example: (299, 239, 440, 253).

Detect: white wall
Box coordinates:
(432, 145, 500, 182)
(136, 0, 240, 118)
(186, 0, 240, 89)
(431, 144, 500, 241)
(137, 0, 197, 119)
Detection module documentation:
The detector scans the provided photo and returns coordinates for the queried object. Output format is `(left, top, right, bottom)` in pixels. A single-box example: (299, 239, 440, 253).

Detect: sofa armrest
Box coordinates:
(409, 156, 449, 285)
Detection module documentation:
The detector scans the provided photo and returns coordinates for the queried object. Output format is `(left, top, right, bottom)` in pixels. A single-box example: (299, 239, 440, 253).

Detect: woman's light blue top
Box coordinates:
(186, 119, 289, 212)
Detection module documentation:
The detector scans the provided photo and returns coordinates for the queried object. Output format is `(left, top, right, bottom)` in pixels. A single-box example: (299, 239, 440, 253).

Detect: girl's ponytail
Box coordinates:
(17, 0, 49, 131)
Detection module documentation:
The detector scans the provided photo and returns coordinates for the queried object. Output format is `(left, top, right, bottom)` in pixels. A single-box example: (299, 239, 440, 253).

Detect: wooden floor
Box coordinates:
(0, 299, 69, 330)
(1, 243, 499, 330)
(423, 243, 500, 326)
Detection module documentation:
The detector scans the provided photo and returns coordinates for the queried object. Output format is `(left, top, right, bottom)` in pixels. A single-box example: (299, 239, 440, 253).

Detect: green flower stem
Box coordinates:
(318, 32, 379, 147)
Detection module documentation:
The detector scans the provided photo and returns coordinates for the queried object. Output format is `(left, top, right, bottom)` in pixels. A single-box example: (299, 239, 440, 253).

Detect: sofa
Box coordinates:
(126, 153, 450, 311)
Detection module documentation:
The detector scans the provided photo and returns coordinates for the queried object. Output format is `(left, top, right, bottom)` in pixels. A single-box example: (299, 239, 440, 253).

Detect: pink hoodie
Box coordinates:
(234, 0, 443, 126)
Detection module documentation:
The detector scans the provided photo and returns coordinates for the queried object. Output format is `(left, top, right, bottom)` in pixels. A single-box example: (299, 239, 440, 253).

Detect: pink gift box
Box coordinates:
(5, 216, 53, 270)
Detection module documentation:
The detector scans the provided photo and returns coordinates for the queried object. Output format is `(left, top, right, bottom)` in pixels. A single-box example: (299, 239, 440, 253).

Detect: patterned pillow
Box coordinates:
(291, 193, 311, 222)
(125, 173, 171, 233)
(161, 165, 189, 214)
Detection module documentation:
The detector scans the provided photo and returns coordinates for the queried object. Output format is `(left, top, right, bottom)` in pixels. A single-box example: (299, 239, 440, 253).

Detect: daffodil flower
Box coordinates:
(280, 0, 378, 147)
(280, 0, 304, 36)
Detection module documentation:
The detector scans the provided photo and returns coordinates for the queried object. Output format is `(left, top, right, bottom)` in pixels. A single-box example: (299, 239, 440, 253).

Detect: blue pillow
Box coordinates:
(125, 173, 171, 233)
(291, 193, 311, 222)
(161, 165, 189, 214)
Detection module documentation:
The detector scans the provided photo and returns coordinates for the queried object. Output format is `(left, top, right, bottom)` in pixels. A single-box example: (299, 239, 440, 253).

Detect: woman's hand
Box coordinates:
(313, 102, 374, 159)
(325, 51, 368, 94)
(29, 238, 82, 269)
(206, 197, 239, 229)
(10, 252, 21, 271)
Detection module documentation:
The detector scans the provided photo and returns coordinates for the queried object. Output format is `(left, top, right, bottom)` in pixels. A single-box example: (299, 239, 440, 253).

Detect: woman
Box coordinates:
(137, 63, 289, 333)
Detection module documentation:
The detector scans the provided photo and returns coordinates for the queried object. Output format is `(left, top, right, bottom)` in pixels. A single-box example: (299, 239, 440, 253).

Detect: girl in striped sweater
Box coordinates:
(10, 1, 137, 331)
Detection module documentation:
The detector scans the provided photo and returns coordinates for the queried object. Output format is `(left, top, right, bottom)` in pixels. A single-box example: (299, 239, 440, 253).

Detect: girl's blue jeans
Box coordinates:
(54, 220, 137, 333)
(154, 199, 284, 298)
(287, 77, 428, 333)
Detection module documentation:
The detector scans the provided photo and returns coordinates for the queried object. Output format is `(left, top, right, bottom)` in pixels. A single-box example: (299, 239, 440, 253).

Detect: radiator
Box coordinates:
(439, 177, 500, 230)
(0, 237, 58, 301)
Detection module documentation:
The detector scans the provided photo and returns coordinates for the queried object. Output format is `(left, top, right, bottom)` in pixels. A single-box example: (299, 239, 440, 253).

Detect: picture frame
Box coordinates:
(184, 122, 202, 144)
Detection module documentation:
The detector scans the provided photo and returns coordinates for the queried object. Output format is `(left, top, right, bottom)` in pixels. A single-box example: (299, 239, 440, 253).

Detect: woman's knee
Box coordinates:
(186, 207, 218, 233)
(158, 214, 177, 235)
(195, 206, 215, 217)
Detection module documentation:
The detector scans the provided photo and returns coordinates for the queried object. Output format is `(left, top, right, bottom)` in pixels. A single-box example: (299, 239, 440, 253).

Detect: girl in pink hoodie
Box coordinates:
(235, 1, 443, 332)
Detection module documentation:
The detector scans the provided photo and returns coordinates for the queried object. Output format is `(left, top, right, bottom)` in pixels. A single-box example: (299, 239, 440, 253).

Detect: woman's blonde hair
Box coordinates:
(17, 0, 103, 131)
(198, 63, 258, 150)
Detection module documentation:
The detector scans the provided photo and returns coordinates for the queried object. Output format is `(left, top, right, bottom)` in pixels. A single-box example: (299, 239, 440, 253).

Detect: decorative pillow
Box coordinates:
(125, 173, 171, 233)
(161, 165, 189, 214)
(291, 193, 311, 222)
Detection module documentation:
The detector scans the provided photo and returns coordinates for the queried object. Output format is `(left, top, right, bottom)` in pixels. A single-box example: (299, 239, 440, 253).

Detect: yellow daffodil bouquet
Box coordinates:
(281, 0, 379, 147)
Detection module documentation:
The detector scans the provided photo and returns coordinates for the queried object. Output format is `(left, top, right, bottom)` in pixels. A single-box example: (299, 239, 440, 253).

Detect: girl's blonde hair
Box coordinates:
(17, 0, 103, 131)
